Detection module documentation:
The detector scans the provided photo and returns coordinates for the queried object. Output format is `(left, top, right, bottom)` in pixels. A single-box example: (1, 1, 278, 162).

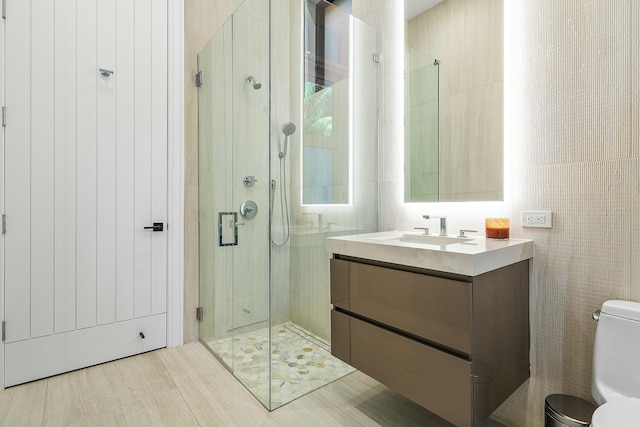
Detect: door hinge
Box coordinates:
(2, 321, 5, 342)
(2, 106, 6, 126)
(1, 214, 5, 234)
(196, 307, 203, 322)
(372, 53, 380, 63)
(195, 71, 203, 87)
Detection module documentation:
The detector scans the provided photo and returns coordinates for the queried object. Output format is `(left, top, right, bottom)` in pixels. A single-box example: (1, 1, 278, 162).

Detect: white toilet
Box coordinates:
(591, 300, 640, 426)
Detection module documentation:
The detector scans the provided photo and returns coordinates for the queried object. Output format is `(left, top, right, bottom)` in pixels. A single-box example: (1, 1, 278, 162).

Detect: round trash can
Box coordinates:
(545, 394, 597, 427)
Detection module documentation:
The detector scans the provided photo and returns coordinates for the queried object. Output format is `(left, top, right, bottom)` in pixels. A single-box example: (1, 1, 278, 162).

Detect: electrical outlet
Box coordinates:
(521, 211, 553, 228)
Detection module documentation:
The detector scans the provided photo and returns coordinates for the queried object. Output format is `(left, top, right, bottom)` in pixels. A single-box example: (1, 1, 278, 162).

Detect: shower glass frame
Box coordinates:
(197, 0, 274, 409)
(197, 0, 377, 412)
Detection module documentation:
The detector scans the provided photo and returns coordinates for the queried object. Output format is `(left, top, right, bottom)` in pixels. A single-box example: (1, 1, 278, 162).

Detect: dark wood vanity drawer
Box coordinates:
(330, 259, 350, 309)
(330, 309, 351, 364)
(348, 261, 472, 354)
(350, 317, 472, 427)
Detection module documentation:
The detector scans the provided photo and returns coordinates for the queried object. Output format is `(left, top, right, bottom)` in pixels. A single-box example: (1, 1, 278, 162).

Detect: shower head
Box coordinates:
(245, 76, 262, 90)
(282, 122, 296, 137)
(279, 122, 297, 159)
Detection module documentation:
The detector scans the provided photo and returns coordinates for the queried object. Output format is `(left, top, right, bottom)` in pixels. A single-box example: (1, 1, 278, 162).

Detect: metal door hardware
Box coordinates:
(99, 68, 114, 77)
(144, 222, 164, 232)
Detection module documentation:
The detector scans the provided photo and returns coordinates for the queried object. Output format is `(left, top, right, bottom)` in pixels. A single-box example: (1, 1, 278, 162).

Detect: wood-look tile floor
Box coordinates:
(0, 342, 501, 426)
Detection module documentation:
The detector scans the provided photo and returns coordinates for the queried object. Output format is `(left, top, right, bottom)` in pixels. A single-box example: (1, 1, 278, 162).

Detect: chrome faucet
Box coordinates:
(423, 215, 447, 236)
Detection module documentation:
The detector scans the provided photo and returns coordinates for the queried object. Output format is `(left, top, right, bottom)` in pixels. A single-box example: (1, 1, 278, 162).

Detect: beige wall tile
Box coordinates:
(633, 1, 640, 159)
(408, 0, 452, 97)
(448, 81, 503, 197)
(449, 0, 502, 94)
(631, 1, 640, 302)
(631, 162, 640, 302)
(520, 0, 631, 167)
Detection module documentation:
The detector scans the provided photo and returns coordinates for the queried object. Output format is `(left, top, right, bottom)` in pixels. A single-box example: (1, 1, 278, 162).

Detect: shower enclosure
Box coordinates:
(198, 0, 378, 410)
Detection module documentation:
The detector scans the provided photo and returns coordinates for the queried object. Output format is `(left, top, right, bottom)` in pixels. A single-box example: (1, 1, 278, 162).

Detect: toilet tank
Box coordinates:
(592, 300, 640, 405)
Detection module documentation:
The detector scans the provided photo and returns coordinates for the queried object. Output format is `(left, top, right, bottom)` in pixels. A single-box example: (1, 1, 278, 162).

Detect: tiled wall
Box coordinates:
(495, 1, 639, 425)
(380, 0, 640, 425)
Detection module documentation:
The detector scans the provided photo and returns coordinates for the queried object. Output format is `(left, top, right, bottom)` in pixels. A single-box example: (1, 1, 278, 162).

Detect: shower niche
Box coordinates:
(197, 0, 378, 411)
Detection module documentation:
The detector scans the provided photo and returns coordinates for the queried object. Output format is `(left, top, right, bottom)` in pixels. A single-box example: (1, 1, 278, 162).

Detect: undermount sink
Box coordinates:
(401, 234, 470, 245)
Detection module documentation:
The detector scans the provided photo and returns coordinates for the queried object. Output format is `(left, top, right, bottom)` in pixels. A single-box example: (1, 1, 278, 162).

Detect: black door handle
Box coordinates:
(144, 222, 164, 232)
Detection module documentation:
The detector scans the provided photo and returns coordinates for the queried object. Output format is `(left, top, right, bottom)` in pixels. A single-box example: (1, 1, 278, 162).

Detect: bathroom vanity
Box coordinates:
(327, 231, 533, 427)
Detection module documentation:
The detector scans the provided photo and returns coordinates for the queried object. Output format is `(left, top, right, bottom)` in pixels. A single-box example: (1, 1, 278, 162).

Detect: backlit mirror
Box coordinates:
(404, 0, 504, 202)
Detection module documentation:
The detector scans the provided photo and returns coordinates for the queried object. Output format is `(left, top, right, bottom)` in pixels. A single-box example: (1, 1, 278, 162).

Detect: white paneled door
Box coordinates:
(3, 0, 169, 387)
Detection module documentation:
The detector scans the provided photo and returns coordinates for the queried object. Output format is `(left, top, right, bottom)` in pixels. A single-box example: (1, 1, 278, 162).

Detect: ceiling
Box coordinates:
(404, 0, 445, 20)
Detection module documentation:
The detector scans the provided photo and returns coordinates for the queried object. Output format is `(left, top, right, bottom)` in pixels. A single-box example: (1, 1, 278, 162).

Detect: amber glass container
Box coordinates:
(485, 218, 510, 239)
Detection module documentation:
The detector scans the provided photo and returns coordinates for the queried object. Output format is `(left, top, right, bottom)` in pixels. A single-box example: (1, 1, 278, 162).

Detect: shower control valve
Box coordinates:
(240, 200, 258, 219)
(243, 175, 258, 187)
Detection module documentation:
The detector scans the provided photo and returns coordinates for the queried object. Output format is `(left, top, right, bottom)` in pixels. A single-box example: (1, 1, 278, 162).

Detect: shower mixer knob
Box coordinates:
(240, 200, 258, 219)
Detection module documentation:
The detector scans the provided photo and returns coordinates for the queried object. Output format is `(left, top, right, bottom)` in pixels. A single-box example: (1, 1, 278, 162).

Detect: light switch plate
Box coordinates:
(521, 211, 553, 228)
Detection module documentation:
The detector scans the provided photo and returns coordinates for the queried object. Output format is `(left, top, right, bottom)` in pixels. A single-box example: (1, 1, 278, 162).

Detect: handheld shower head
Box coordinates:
(280, 122, 297, 158)
(245, 76, 262, 90)
(282, 122, 296, 136)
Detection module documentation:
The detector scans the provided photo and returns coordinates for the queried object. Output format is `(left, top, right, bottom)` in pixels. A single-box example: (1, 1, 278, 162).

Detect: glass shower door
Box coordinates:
(198, 0, 272, 408)
(198, 0, 374, 412)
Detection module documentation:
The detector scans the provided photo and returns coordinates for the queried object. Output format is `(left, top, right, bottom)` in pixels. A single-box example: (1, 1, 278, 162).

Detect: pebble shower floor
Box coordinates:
(206, 322, 355, 409)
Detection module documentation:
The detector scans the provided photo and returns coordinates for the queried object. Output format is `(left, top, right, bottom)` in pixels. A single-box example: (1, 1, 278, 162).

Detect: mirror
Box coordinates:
(404, 0, 504, 202)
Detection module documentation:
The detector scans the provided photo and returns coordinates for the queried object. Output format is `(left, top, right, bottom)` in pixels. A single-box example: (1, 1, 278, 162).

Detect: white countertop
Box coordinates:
(326, 231, 533, 276)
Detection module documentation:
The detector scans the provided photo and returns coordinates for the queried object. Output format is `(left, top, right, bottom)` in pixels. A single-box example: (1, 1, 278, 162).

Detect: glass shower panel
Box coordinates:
(198, 0, 374, 412)
(198, 0, 271, 409)
(198, 16, 234, 363)
(290, 3, 379, 343)
(229, 0, 271, 408)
